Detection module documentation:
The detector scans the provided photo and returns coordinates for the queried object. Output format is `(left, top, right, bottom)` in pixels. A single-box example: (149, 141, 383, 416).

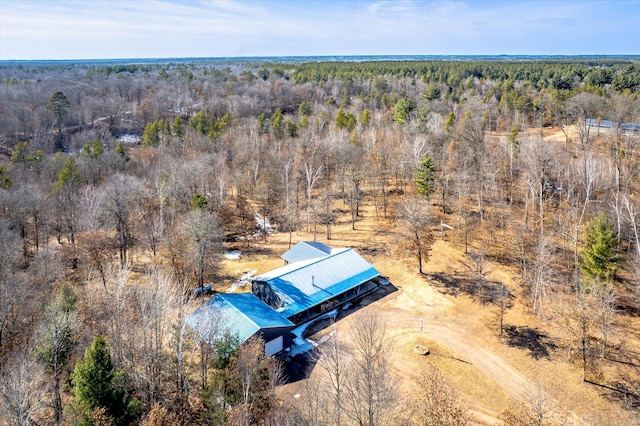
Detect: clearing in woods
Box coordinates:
(219, 197, 634, 425)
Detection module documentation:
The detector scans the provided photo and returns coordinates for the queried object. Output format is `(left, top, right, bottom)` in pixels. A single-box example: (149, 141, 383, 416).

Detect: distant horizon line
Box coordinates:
(2, 54, 639, 65)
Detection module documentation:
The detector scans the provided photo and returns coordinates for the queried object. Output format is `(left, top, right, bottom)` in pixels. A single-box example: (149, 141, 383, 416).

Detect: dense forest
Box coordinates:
(0, 57, 639, 425)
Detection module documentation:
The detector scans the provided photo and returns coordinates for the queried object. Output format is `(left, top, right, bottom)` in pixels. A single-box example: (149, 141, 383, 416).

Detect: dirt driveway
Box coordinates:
(307, 240, 590, 424)
(239, 206, 621, 423)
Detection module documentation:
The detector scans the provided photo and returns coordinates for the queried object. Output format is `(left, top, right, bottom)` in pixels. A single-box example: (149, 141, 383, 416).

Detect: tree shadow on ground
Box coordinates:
(583, 344, 640, 410)
(282, 352, 318, 383)
(428, 272, 465, 297)
(428, 272, 514, 307)
(617, 294, 640, 317)
(590, 377, 640, 410)
(503, 325, 557, 360)
(605, 345, 640, 368)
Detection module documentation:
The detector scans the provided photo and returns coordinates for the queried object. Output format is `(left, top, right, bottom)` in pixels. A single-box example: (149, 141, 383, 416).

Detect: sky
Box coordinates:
(1, 0, 639, 60)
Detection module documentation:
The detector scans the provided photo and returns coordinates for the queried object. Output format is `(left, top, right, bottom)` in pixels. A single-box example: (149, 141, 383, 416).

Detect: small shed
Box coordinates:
(188, 293, 294, 356)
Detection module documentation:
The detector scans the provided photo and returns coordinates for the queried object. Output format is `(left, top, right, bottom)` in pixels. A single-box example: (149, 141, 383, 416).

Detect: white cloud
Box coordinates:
(1, 0, 639, 59)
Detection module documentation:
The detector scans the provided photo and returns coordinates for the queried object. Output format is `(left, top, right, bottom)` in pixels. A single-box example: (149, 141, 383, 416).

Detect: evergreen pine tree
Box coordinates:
(0, 164, 13, 189)
(415, 154, 437, 199)
(71, 336, 140, 425)
(191, 191, 209, 210)
(579, 213, 620, 285)
(54, 157, 81, 192)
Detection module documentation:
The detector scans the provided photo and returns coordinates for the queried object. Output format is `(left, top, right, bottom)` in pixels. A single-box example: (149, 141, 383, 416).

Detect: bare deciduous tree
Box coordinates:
(301, 138, 323, 232)
(135, 269, 178, 406)
(228, 336, 285, 425)
(169, 308, 199, 418)
(405, 362, 471, 426)
(399, 197, 434, 274)
(0, 354, 47, 426)
(343, 311, 397, 426)
(556, 286, 597, 382)
(99, 174, 143, 268)
(288, 376, 327, 426)
(529, 236, 552, 317)
(316, 329, 346, 426)
(183, 208, 223, 294)
(455, 111, 488, 220)
(34, 284, 77, 424)
(139, 403, 180, 426)
(0, 223, 21, 350)
(595, 283, 617, 358)
(499, 382, 566, 426)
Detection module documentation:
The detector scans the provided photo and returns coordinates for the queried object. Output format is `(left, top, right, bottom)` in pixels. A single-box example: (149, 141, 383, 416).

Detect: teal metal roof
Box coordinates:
(187, 293, 294, 345)
(255, 248, 380, 319)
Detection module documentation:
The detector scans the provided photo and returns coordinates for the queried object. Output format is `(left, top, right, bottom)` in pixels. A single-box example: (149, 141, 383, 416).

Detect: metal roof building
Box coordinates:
(188, 242, 381, 355)
(281, 241, 334, 263)
(587, 118, 640, 131)
(187, 292, 294, 356)
(252, 243, 381, 324)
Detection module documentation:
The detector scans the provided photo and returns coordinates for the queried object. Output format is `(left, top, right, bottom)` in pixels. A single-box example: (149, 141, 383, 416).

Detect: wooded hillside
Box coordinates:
(0, 58, 639, 425)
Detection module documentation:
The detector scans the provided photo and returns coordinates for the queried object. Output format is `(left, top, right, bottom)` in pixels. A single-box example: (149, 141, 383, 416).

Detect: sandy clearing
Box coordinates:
(237, 180, 627, 424)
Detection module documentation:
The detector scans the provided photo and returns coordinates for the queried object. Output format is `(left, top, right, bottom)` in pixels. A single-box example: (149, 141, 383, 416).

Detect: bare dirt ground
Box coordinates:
(219, 172, 636, 424)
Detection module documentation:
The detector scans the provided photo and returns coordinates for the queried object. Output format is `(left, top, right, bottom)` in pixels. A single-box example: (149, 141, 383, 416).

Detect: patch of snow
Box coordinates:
(226, 270, 256, 292)
(316, 330, 336, 345)
(289, 335, 315, 357)
(288, 309, 339, 357)
(317, 309, 339, 321)
(225, 250, 241, 260)
(255, 213, 274, 234)
(117, 134, 140, 144)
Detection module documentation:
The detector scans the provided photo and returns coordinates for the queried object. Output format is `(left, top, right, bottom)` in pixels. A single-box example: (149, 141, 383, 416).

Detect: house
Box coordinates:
(252, 242, 381, 325)
(188, 242, 381, 355)
(187, 292, 294, 356)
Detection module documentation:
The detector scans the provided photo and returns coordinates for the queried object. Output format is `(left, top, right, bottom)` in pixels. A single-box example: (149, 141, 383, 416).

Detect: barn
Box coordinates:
(187, 292, 295, 356)
(252, 242, 381, 325)
(188, 242, 381, 355)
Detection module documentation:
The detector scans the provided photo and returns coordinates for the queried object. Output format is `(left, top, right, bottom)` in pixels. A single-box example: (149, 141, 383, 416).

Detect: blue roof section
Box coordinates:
(273, 267, 380, 318)
(256, 248, 380, 318)
(187, 293, 294, 346)
(281, 241, 333, 263)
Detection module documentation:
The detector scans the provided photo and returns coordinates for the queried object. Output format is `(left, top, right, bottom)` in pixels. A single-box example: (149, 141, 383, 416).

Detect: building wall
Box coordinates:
(252, 281, 283, 310)
(257, 326, 293, 352)
(289, 279, 378, 324)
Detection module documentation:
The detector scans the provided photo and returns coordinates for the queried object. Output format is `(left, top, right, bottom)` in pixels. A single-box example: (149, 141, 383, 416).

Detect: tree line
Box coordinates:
(0, 57, 639, 424)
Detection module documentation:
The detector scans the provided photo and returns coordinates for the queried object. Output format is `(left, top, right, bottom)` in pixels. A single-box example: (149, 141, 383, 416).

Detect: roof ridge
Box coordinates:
(304, 241, 332, 252)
